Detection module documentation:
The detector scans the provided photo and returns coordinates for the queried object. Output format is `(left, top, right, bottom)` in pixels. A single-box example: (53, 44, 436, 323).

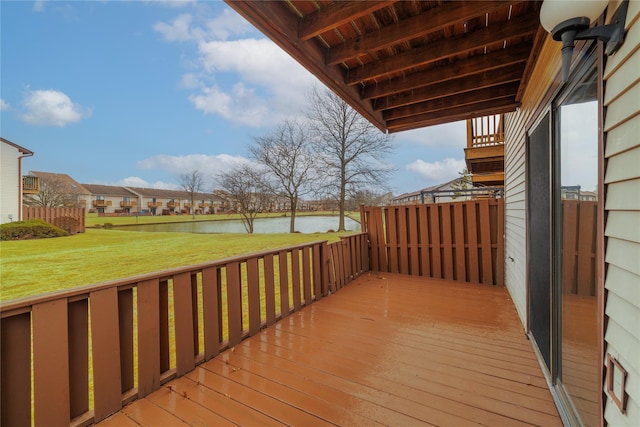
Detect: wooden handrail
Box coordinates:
(0, 234, 369, 426)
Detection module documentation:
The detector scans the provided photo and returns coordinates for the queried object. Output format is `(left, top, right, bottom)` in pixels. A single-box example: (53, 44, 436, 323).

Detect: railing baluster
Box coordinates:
(33, 300, 70, 426)
(191, 273, 200, 357)
(1, 312, 31, 426)
(90, 288, 123, 422)
(202, 267, 221, 359)
(302, 246, 312, 305)
(226, 262, 243, 347)
(137, 279, 160, 397)
(173, 273, 195, 376)
(118, 288, 134, 394)
(159, 280, 170, 374)
(278, 251, 290, 317)
(264, 254, 276, 325)
(68, 299, 89, 419)
(291, 248, 302, 311)
(247, 257, 261, 336)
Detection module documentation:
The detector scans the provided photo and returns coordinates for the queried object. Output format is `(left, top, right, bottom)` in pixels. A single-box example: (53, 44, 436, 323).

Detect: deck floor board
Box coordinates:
(100, 273, 561, 426)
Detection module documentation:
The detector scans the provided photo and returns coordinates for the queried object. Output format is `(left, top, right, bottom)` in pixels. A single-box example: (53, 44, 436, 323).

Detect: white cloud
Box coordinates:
(144, 0, 197, 8)
(153, 13, 197, 41)
(137, 153, 251, 176)
(118, 177, 180, 190)
(189, 83, 271, 127)
(155, 10, 317, 127)
(0, 99, 10, 111)
(406, 158, 466, 184)
(33, 1, 45, 12)
(20, 89, 91, 127)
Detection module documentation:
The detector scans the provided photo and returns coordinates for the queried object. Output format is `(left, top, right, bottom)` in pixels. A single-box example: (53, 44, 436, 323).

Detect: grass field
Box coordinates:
(0, 227, 354, 302)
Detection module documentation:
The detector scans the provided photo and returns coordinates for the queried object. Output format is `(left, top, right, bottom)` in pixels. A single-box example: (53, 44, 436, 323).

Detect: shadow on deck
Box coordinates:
(100, 273, 561, 426)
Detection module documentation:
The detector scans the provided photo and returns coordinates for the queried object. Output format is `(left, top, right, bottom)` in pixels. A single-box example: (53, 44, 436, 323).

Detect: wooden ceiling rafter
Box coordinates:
(362, 43, 532, 100)
(345, 11, 539, 85)
(224, 0, 543, 134)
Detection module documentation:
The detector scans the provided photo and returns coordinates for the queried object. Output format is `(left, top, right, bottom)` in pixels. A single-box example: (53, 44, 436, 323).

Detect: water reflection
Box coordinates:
(121, 215, 360, 234)
(559, 98, 598, 426)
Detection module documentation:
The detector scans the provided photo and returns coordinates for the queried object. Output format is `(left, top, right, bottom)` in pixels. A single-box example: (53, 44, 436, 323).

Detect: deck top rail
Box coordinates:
(0, 233, 368, 426)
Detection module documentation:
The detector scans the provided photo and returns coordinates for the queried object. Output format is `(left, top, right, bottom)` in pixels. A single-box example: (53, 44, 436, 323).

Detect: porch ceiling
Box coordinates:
(225, 0, 546, 133)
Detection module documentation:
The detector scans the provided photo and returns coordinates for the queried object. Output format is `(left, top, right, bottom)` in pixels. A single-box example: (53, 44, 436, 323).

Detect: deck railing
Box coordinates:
(361, 199, 504, 286)
(0, 233, 368, 426)
(467, 114, 505, 148)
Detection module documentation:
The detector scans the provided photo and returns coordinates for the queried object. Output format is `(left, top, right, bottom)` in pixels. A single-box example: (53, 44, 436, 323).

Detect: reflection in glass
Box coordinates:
(558, 71, 599, 426)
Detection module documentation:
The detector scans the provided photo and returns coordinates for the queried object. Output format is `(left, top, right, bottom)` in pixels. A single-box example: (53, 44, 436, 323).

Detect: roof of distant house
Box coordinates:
(30, 171, 90, 194)
(1, 137, 34, 155)
(81, 183, 138, 197)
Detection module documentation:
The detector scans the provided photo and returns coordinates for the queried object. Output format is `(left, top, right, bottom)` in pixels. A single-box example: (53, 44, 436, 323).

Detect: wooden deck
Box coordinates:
(99, 273, 561, 426)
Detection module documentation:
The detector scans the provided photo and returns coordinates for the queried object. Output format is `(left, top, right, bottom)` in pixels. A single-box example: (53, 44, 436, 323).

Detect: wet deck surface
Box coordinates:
(100, 273, 561, 426)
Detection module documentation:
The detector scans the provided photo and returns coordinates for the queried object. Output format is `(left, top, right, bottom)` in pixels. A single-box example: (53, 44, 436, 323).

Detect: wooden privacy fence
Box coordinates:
(23, 206, 86, 234)
(361, 199, 504, 286)
(0, 234, 368, 426)
(562, 200, 597, 296)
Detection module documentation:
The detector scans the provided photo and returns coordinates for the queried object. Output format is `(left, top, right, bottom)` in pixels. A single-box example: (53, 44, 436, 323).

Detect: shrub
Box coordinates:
(0, 219, 69, 241)
(103, 223, 113, 229)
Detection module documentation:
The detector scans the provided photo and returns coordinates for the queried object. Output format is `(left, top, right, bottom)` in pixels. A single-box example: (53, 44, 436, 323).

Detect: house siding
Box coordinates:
(503, 36, 561, 324)
(603, 0, 640, 424)
(0, 142, 22, 224)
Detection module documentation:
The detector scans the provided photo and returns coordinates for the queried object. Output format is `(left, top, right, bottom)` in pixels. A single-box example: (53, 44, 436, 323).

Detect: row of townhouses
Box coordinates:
(20, 170, 335, 216)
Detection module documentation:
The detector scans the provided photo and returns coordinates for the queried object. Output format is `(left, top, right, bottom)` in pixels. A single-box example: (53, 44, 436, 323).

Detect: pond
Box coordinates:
(120, 215, 361, 234)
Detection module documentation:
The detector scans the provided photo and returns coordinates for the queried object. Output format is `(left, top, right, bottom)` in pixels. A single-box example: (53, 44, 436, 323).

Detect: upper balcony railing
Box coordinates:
(92, 200, 112, 207)
(120, 200, 137, 208)
(467, 114, 505, 148)
(147, 201, 163, 208)
(22, 176, 39, 194)
(0, 234, 368, 426)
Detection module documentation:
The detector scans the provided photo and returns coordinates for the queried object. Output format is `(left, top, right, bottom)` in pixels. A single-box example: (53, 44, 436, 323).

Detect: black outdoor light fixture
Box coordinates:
(540, 0, 629, 82)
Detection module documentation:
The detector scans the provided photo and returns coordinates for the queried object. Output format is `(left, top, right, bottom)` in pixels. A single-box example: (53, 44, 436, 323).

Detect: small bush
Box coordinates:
(103, 223, 114, 229)
(0, 219, 69, 241)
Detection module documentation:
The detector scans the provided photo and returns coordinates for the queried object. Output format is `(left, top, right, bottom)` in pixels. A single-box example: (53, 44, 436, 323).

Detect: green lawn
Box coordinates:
(0, 228, 352, 302)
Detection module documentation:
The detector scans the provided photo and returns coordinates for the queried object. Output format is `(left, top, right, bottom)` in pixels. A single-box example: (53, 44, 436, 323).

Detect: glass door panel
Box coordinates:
(556, 68, 599, 426)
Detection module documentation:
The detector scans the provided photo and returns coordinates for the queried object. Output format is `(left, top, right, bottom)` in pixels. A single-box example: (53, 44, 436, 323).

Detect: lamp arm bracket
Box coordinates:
(575, 0, 629, 55)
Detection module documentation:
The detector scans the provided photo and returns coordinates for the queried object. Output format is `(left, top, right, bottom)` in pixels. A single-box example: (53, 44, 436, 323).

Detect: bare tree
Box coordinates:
(216, 164, 271, 233)
(24, 174, 83, 207)
(250, 119, 317, 233)
(179, 170, 204, 219)
(307, 87, 394, 231)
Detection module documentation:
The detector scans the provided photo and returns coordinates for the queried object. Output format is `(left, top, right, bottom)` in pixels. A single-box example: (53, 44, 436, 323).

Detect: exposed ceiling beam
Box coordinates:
(383, 82, 520, 121)
(345, 12, 539, 85)
(360, 43, 532, 100)
(326, 1, 511, 66)
(299, 1, 397, 41)
(373, 63, 526, 111)
(386, 99, 520, 132)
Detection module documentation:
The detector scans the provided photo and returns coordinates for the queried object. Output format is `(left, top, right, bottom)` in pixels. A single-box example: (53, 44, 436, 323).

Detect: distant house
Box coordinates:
(26, 171, 90, 208)
(80, 184, 139, 215)
(0, 137, 34, 224)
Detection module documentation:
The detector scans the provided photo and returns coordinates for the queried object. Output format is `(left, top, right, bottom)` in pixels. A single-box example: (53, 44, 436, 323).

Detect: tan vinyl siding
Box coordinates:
(503, 36, 561, 324)
(603, 1, 640, 424)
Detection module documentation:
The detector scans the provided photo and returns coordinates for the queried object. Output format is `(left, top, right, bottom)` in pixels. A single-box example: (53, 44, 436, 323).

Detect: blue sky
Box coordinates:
(1, 0, 468, 194)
